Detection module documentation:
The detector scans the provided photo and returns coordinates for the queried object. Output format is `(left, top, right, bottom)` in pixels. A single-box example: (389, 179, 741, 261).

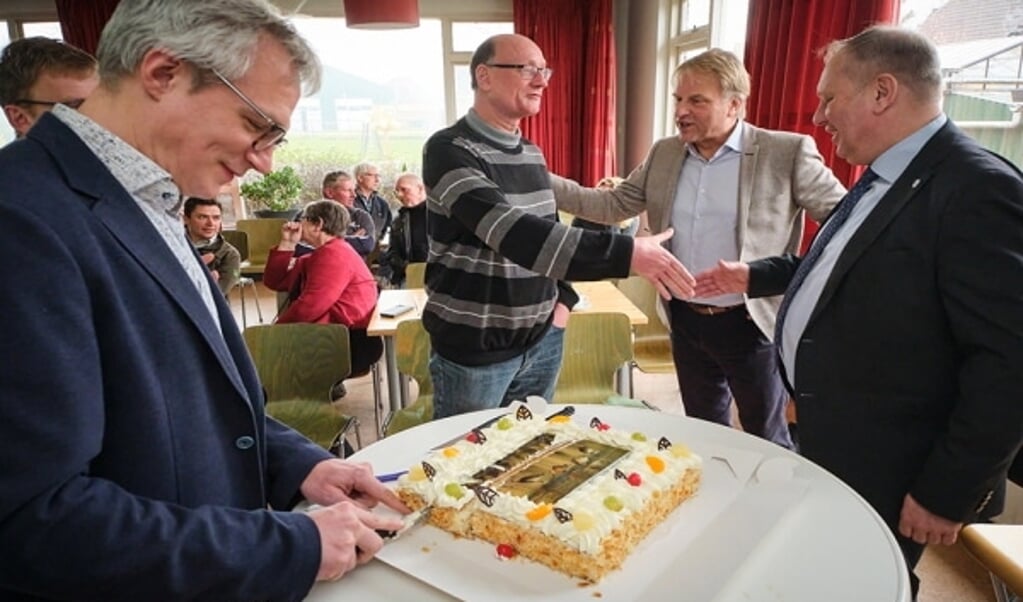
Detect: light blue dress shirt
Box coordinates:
(780, 114, 948, 381)
(671, 121, 745, 307)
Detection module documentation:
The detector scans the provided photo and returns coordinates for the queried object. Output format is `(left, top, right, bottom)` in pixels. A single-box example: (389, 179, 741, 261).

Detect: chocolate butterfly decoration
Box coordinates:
(589, 417, 603, 429)
(516, 405, 533, 421)
(554, 507, 573, 524)
(614, 468, 627, 480)
(469, 484, 499, 507)
(422, 461, 436, 480)
(471, 428, 487, 444)
(657, 437, 672, 450)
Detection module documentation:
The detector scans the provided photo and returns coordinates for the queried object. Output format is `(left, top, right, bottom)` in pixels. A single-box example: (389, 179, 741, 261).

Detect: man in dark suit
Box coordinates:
(0, 1, 405, 600)
(695, 26, 1023, 594)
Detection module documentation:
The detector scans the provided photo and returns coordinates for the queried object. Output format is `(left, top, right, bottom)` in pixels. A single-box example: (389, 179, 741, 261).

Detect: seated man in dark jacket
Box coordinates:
(379, 172, 428, 287)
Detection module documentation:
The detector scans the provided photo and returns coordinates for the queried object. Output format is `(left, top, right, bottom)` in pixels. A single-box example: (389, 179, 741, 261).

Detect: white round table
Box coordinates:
(306, 405, 910, 602)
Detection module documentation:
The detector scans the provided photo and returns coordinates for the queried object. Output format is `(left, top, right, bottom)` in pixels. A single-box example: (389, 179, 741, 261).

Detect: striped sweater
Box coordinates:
(422, 109, 633, 366)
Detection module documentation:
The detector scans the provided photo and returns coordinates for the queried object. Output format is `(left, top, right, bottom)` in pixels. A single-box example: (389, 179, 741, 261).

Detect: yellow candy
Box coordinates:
(548, 415, 571, 424)
(408, 464, 427, 481)
(670, 443, 692, 458)
(572, 511, 596, 531)
(442, 447, 460, 458)
(646, 455, 666, 474)
(526, 503, 553, 521)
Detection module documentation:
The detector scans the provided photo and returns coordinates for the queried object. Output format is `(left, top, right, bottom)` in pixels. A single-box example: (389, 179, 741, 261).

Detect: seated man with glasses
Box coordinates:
(353, 162, 393, 244)
(0, 36, 98, 140)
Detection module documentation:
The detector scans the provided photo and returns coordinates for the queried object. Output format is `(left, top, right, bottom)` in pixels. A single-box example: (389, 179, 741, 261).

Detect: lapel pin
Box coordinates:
(911, 178, 921, 189)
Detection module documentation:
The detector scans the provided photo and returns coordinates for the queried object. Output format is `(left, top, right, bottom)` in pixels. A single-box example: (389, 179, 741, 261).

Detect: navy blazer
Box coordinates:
(749, 121, 1023, 532)
(0, 114, 333, 601)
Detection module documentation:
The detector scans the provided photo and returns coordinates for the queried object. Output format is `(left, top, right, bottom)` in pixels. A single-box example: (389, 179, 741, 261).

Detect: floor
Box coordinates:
(229, 281, 996, 602)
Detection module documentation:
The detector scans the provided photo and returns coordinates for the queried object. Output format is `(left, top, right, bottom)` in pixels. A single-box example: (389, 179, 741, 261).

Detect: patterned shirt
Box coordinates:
(51, 105, 222, 330)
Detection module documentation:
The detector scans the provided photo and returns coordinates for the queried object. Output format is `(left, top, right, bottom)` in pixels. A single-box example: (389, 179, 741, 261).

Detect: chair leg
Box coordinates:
(252, 280, 264, 324)
(238, 281, 248, 329)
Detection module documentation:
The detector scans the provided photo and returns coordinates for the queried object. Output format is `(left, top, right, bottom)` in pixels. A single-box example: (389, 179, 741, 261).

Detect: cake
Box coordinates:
(395, 403, 702, 583)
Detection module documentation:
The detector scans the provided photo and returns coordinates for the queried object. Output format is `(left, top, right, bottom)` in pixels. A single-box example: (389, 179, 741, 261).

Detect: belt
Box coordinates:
(685, 302, 744, 316)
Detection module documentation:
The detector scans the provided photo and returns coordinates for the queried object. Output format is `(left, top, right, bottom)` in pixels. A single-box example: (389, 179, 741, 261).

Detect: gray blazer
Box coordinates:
(552, 123, 846, 339)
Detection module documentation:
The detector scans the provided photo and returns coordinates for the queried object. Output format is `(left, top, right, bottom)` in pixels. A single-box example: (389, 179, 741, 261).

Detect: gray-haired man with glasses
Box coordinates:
(0, 0, 407, 599)
(421, 33, 695, 420)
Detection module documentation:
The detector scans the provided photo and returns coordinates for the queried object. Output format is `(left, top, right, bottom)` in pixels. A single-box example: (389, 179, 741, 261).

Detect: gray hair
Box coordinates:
(301, 200, 349, 237)
(96, 0, 320, 94)
(823, 26, 941, 104)
(353, 162, 378, 178)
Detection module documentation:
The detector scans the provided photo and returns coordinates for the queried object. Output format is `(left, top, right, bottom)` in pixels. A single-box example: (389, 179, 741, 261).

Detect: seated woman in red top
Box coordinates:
(263, 200, 382, 378)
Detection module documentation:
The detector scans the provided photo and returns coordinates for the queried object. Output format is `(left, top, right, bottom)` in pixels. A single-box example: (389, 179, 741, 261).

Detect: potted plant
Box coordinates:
(241, 166, 304, 219)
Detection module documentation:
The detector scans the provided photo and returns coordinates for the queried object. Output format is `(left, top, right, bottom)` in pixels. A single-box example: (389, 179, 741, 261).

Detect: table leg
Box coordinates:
(383, 336, 400, 413)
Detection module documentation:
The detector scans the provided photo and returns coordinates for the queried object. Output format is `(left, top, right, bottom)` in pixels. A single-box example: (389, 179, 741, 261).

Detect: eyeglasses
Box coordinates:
(486, 63, 553, 81)
(210, 68, 287, 152)
(13, 98, 86, 109)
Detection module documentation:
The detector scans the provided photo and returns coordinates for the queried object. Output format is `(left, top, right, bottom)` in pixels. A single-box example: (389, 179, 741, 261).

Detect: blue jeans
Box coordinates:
(430, 326, 565, 419)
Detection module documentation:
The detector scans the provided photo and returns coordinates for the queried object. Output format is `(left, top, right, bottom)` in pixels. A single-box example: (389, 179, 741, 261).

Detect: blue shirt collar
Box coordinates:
(869, 114, 947, 183)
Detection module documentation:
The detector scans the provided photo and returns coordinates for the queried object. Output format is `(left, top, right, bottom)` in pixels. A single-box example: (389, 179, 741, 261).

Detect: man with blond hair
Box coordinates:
(554, 48, 845, 449)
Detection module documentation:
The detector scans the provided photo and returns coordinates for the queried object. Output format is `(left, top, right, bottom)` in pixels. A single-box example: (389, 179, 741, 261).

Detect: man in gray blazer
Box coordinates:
(553, 49, 845, 448)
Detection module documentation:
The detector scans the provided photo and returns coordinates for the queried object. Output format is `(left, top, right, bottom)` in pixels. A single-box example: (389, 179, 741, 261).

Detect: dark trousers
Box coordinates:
(668, 299, 794, 449)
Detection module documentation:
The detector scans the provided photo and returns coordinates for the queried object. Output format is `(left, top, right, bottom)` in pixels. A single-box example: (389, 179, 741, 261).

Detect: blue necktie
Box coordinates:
(774, 168, 879, 345)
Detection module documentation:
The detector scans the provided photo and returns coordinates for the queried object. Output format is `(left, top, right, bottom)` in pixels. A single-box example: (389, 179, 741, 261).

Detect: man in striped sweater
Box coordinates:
(422, 34, 694, 419)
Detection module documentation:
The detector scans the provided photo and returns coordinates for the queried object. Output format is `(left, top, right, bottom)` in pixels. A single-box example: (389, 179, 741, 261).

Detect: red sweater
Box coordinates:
(263, 238, 377, 328)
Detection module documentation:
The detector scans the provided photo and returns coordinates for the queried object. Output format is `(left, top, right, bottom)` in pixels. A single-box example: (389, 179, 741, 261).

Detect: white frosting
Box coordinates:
(398, 410, 702, 555)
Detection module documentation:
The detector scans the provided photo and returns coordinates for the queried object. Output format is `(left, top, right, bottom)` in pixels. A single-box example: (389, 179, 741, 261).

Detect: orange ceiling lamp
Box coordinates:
(343, 0, 420, 29)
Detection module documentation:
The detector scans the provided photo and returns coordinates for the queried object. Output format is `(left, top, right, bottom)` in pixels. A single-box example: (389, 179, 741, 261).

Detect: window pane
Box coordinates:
(452, 22, 513, 53)
(681, 0, 710, 30)
(22, 22, 63, 40)
(262, 17, 446, 204)
(454, 64, 474, 117)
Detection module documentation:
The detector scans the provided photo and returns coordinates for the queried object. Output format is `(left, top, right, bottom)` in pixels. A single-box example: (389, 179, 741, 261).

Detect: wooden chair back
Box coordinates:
(384, 319, 434, 436)
(236, 218, 286, 276)
(404, 262, 427, 289)
(616, 276, 675, 374)
(242, 323, 359, 452)
(221, 229, 249, 262)
(552, 312, 633, 405)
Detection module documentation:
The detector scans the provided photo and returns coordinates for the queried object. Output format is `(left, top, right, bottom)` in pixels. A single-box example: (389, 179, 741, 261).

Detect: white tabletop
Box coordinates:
(306, 405, 910, 602)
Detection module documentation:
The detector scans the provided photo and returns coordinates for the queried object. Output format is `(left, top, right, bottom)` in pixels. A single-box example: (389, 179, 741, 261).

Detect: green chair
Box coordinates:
(616, 276, 676, 396)
(552, 312, 645, 407)
(221, 229, 263, 328)
(242, 323, 361, 454)
(383, 319, 434, 437)
(236, 218, 287, 277)
(404, 261, 427, 289)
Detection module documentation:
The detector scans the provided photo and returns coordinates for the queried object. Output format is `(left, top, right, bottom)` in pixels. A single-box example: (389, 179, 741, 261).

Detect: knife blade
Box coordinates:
(377, 505, 432, 542)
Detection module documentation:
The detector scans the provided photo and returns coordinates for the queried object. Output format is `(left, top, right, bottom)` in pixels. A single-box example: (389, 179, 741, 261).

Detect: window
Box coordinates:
(903, 0, 1023, 169)
(657, 0, 749, 137)
(253, 16, 511, 208)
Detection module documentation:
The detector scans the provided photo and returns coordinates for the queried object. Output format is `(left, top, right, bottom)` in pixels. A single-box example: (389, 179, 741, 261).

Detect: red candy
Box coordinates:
(597, 422, 610, 432)
(496, 543, 517, 559)
(627, 472, 642, 487)
(466, 431, 479, 443)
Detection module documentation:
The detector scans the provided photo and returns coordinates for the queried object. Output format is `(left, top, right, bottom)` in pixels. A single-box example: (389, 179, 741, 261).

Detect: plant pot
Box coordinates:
(254, 208, 301, 220)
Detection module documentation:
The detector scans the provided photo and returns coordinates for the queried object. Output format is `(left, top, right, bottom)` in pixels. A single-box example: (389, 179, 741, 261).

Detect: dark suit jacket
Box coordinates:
(748, 121, 1023, 530)
(0, 114, 333, 601)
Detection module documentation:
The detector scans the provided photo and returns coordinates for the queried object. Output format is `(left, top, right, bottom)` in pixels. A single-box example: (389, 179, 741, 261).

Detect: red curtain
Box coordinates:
(744, 0, 898, 249)
(514, 0, 616, 186)
(55, 0, 121, 56)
